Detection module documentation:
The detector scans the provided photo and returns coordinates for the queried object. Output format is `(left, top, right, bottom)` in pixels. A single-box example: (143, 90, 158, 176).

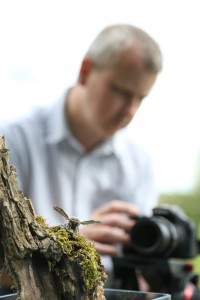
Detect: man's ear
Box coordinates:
(78, 58, 93, 85)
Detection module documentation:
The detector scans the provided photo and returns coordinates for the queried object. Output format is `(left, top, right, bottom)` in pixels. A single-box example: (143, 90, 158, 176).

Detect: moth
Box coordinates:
(53, 205, 101, 233)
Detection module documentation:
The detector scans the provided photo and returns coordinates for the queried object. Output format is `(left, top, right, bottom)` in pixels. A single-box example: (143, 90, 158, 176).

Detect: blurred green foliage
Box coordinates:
(159, 192, 200, 284)
(159, 193, 200, 229)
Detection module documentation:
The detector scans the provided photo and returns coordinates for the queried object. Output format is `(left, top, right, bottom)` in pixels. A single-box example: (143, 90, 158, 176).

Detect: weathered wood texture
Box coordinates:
(0, 136, 107, 299)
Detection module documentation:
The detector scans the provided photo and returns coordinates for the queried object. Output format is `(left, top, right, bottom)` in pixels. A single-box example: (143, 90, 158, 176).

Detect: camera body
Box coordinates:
(128, 205, 199, 259)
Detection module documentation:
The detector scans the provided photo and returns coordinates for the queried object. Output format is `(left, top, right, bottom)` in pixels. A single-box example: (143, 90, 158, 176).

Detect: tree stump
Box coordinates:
(0, 136, 107, 299)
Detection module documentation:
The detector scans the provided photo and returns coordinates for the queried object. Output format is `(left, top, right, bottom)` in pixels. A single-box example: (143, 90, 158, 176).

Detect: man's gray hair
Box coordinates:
(85, 24, 163, 73)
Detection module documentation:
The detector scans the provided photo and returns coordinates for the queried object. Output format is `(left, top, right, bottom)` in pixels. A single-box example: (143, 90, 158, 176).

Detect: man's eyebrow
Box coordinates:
(110, 83, 147, 100)
(110, 83, 133, 96)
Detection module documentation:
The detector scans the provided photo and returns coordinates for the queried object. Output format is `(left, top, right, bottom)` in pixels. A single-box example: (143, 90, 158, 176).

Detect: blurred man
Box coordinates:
(0, 24, 163, 284)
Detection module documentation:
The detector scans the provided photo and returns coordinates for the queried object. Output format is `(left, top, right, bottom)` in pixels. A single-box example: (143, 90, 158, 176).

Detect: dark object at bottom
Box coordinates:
(112, 255, 200, 300)
(0, 288, 170, 300)
(105, 288, 170, 300)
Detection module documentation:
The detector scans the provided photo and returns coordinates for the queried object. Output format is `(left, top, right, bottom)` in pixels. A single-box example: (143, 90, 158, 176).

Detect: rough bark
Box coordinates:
(0, 136, 107, 299)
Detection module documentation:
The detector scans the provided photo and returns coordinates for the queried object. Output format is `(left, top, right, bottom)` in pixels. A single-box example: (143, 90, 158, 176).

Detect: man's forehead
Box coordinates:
(115, 46, 145, 69)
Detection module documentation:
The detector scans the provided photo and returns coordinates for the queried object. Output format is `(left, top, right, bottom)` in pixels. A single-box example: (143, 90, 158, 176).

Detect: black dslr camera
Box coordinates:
(113, 205, 200, 300)
(129, 204, 199, 259)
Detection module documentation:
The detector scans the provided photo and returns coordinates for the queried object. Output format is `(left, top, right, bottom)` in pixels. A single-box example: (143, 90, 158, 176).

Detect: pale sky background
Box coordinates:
(0, 0, 200, 194)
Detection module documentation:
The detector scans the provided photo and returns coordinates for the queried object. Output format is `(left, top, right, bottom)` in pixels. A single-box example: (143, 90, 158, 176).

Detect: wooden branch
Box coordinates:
(0, 136, 107, 299)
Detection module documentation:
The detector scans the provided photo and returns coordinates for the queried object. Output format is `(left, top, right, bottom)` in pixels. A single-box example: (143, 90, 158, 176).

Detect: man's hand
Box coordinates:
(79, 200, 139, 255)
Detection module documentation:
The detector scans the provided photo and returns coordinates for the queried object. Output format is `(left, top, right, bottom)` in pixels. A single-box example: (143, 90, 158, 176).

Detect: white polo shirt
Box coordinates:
(0, 93, 157, 226)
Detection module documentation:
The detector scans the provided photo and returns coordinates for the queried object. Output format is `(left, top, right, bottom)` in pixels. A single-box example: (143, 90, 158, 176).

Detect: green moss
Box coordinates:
(48, 226, 101, 291)
(35, 215, 48, 228)
(49, 226, 72, 255)
(73, 235, 101, 290)
(35, 215, 102, 291)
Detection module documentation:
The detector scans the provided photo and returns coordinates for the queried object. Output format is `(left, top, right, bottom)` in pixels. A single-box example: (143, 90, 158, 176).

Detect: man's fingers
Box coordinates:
(79, 200, 139, 255)
(91, 241, 118, 255)
(94, 200, 139, 218)
(91, 213, 135, 231)
(80, 224, 129, 244)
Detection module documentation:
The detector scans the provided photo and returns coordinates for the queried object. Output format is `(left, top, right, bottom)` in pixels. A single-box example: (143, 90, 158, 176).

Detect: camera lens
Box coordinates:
(130, 217, 179, 257)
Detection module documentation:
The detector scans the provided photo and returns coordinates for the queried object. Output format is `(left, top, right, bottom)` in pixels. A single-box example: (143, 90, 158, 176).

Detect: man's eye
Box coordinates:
(111, 85, 132, 100)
